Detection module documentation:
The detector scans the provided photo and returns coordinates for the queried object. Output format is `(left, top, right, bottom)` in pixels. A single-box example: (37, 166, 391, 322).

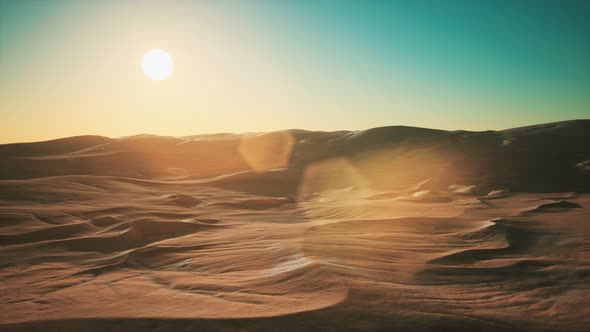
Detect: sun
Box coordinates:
(141, 49, 174, 81)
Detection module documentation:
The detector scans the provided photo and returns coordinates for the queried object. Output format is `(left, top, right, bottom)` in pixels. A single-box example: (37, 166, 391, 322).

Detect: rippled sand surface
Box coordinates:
(1, 176, 588, 331)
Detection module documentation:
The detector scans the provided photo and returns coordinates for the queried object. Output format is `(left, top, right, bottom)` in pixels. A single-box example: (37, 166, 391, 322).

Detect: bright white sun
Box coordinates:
(141, 49, 174, 81)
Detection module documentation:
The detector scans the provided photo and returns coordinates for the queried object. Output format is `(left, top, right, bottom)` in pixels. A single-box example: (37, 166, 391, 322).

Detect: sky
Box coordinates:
(1, 0, 589, 143)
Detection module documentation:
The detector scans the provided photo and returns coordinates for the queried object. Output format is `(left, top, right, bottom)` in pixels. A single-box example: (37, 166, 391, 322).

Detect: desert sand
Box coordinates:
(1, 120, 589, 331)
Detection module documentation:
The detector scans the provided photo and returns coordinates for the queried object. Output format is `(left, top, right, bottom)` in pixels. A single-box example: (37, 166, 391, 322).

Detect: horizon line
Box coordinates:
(1, 118, 588, 145)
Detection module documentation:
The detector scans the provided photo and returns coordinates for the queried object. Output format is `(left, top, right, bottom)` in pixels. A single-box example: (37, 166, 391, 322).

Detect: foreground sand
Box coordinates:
(1, 175, 588, 331)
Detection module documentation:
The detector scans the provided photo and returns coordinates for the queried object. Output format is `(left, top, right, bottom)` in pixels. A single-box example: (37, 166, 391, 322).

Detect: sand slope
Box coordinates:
(1, 120, 588, 191)
(1, 120, 589, 331)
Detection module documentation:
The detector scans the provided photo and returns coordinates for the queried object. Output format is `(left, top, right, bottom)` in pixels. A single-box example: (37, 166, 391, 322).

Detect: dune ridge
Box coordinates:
(1, 120, 589, 331)
(1, 120, 588, 192)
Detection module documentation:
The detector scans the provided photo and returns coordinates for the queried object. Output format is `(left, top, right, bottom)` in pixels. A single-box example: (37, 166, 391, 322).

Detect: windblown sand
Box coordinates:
(1, 121, 589, 331)
(0, 176, 588, 331)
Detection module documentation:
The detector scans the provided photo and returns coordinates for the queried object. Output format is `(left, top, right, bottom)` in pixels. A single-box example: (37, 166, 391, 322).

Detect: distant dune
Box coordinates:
(1, 120, 588, 193)
(1, 120, 589, 331)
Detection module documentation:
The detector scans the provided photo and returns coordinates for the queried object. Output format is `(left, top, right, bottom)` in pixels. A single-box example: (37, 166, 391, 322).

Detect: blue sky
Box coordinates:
(1, 0, 589, 142)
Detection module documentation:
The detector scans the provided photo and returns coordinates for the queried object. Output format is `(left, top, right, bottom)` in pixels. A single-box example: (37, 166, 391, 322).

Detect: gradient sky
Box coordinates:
(1, 0, 589, 143)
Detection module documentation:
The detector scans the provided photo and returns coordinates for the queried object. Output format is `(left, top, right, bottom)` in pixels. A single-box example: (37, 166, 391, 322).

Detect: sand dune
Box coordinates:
(1, 120, 588, 191)
(1, 120, 589, 331)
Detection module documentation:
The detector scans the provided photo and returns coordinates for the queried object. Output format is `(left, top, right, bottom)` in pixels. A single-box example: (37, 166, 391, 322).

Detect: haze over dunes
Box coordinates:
(1, 120, 589, 331)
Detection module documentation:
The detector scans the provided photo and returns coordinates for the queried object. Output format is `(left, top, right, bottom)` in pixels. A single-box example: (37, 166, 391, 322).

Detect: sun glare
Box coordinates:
(141, 49, 174, 81)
